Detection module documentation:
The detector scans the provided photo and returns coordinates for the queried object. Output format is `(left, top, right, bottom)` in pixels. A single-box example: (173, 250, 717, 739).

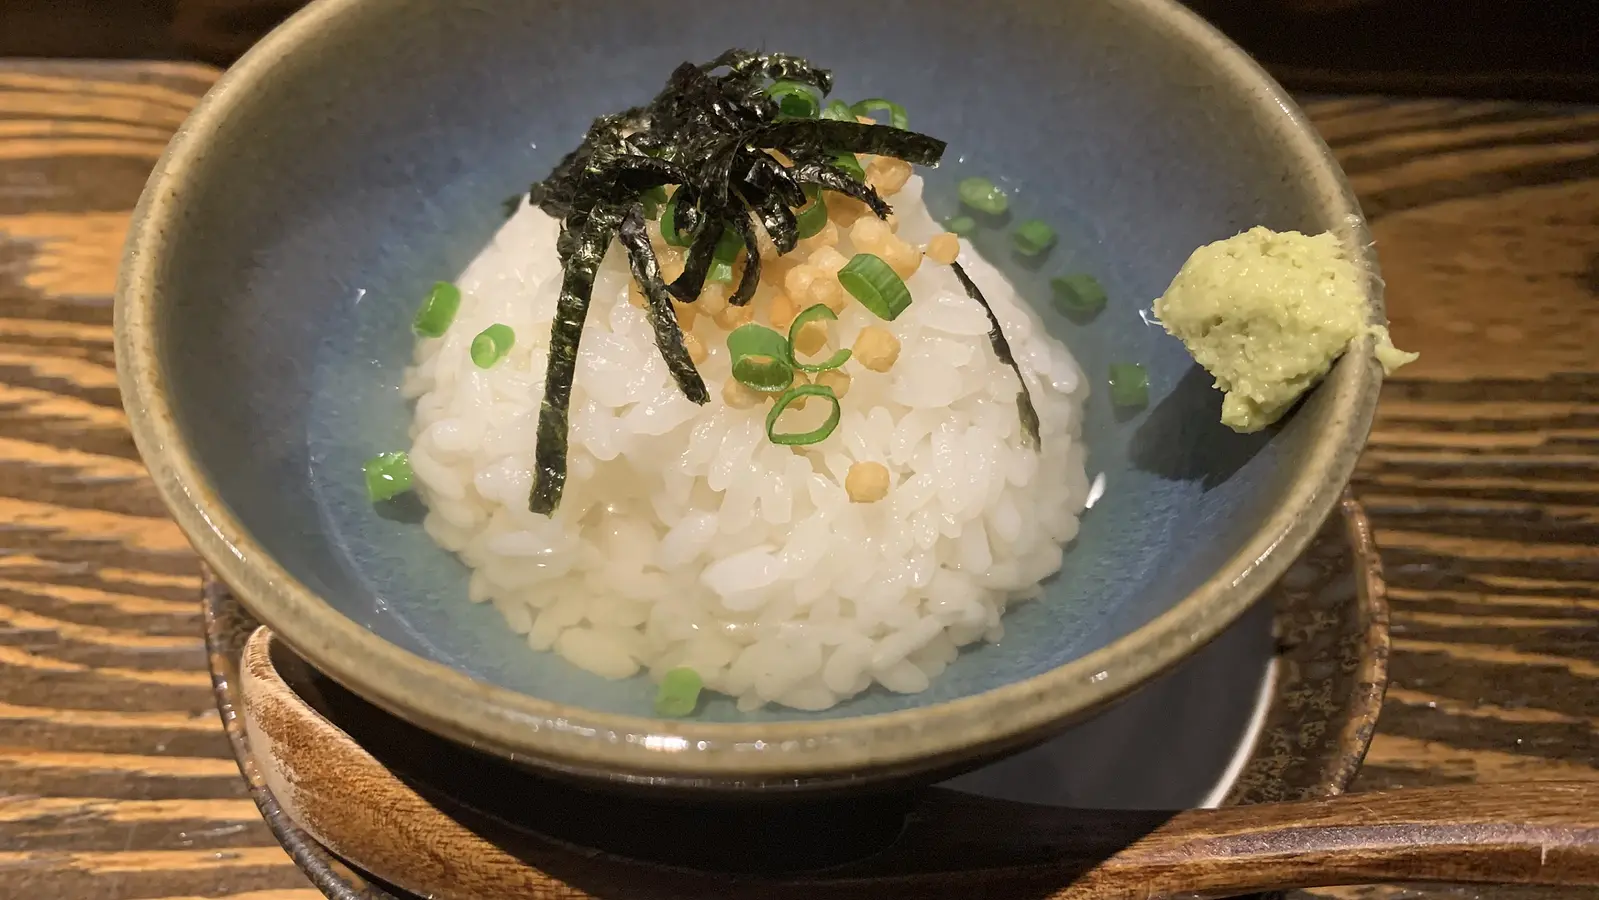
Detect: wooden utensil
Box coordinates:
(239, 627, 1599, 900)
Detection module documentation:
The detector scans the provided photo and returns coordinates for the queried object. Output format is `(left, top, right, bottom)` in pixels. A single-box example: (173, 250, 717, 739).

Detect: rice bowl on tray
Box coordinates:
(115, 0, 1392, 787)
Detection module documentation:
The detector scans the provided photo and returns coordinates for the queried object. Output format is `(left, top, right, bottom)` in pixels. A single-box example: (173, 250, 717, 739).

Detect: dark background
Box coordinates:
(1, 0, 1596, 101)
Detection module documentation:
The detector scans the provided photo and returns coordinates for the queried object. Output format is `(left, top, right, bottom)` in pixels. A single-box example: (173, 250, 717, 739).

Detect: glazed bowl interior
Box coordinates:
(119, 0, 1379, 780)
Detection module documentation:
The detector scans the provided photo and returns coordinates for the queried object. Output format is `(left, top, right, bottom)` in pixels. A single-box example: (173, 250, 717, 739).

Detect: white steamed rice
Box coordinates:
(402, 175, 1090, 712)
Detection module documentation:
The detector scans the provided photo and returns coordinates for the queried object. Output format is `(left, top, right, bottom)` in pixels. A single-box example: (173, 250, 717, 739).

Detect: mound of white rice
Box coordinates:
(402, 175, 1090, 712)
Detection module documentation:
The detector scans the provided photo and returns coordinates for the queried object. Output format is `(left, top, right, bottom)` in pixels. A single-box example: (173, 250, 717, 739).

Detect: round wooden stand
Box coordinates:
(201, 496, 1599, 899)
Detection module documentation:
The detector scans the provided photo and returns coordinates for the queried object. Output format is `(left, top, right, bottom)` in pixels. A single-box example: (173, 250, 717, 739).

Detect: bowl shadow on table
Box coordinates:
(1127, 363, 1277, 488)
(269, 637, 1187, 894)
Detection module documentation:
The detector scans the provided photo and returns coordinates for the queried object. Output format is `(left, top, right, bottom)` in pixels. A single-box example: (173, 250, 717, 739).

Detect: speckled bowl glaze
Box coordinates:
(116, 0, 1384, 788)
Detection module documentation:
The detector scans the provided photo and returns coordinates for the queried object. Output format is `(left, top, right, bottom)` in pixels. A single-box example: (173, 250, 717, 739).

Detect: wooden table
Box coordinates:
(0, 60, 1594, 900)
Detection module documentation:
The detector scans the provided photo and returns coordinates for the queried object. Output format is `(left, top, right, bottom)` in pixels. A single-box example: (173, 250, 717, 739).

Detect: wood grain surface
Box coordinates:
(9, 1, 1595, 102)
(235, 618, 1599, 900)
(0, 60, 1594, 900)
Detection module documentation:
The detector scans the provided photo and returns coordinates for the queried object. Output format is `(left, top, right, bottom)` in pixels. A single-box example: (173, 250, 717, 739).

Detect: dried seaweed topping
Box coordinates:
(750, 120, 945, 167)
(530, 207, 621, 515)
(522, 50, 948, 513)
(616, 206, 709, 404)
(953, 261, 1042, 450)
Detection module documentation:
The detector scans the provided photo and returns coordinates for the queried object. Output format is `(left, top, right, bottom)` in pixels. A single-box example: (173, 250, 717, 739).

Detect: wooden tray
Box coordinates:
(200, 496, 1599, 898)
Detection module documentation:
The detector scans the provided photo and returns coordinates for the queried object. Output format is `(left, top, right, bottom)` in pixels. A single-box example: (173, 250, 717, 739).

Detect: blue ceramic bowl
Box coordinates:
(116, 0, 1383, 789)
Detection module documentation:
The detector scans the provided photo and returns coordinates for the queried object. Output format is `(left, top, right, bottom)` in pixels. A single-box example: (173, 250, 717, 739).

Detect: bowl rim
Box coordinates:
(114, 0, 1383, 785)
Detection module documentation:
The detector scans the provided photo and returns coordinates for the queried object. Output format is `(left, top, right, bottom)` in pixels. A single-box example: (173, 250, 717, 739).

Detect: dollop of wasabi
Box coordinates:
(1152, 226, 1416, 433)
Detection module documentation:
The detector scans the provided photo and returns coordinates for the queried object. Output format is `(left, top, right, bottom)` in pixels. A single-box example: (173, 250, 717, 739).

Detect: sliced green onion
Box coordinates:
(787, 304, 852, 373)
(1012, 219, 1057, 256)
(958, 177, 1009, 215)
(641, 185, 668, 220)
(1108, 363, 1150, 408)
(833, 152, 865, 181)
(837, 254, 913, 322)
(726, 324, 795, 393)
(766, 384, 842, 446)
(660, 191, 692, 246)
(1051, 274, 1108, 317)
(470, 323, 515, 368)
(794, 186, 828, 240)
(764, 80, 821, 118)
(820, 99, 855, 121)
(655, 667, 703, 717)
(944, 215, 977, 237)
(850, 98, 908, 130)
(708, 227, 744, 283)
(412, 282, 461, 338)
(363, 451, 413, 502)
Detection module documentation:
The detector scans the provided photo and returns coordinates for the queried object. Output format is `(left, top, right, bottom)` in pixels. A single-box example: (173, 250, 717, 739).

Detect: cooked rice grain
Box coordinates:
(406, 176, 1090, 711)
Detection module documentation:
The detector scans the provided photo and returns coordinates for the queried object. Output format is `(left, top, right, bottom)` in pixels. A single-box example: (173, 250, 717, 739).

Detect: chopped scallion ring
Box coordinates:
(819, 99, 855, 121)
(766, 384, 842, 445)
(641, 185, 668, 220)
(1012, 219, 1056, 256)
(655, 667, 704, 717)
(412, 282, 461, 338)
(660, 192, 693, 246)
(1109, 363, 1150, 408)
(764, 80, 821, 118)
(1051, 274, 1107, 317)
(708, 227, 744, 283)
(850, 98, 909, 129)
(470, 323, 515, 368)
(958, 177, 1009, 215)
(727, 324, 795, 392)
(794, 186, 828, 240)
(837, 253, 913, 321)
(944, 215, 977, 237)
(832, 152, 866, 181)
(363, 451, 413, 503)
(787, 304, 852, 373)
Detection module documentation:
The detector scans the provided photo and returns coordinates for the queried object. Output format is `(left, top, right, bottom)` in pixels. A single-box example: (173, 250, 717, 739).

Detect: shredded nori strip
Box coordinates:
(616, 205, 709, 404)
(522, 50, 950, 513)
(727, 211, 763, 307)
(750, 120, 945, 166)
(789, 159, 892, 219)
(668, 207, 730, 303)
(530, 207, 622, 515)
(952, 261, 1042, 450)
(738, 155, 803, 254)
(747, 188, 800, 255)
